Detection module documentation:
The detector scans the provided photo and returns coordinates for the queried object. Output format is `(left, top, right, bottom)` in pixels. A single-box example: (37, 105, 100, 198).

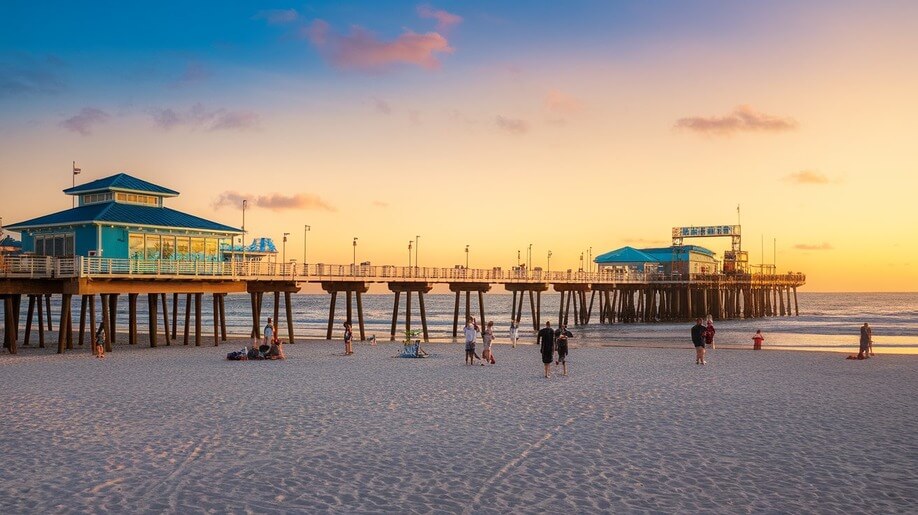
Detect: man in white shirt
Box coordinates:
(464, 317, 481, 365)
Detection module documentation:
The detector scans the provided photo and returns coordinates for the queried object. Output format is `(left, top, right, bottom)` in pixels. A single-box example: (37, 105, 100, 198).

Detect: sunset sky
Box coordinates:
(1, 1, 916, 291)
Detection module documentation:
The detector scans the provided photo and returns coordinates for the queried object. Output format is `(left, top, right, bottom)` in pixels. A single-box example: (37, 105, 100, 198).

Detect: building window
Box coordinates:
(81, 192, 113, 205)
(33, 234, 75, 256)
(115, 192, 160, 206)
(129, 234, 144, 259)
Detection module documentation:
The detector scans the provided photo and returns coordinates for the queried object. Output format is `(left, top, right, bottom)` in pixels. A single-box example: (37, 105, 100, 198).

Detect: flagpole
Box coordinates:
(71, 161, 82, 208)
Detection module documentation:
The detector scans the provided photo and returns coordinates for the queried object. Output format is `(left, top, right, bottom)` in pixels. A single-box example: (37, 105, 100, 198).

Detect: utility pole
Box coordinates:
(303, 225, 311, 270)
(282, 232, 289, 267)
(352, 237, 358, 270)
(242, 200, 248, 265)
(408, 240, 413, 268)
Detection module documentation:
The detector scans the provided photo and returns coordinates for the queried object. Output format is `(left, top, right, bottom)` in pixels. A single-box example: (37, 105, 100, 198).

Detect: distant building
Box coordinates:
(221, 237, 278, 262)
(594, 245, 718, 275)
(5, 173, 242, 260)
(0, 235, 22, 256)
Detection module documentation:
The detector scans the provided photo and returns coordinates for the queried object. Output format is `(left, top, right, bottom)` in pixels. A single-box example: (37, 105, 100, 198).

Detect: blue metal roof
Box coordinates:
(641, 245, 716, 261)
(594, 246, 659, 264)
(64, 173, 179, 197)
(5, 202, 241, 234)
(0, 235, 22, 248)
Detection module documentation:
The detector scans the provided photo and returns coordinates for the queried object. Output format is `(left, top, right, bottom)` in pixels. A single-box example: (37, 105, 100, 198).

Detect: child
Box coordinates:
(344, 322, 353, 355)
(752, 329, 764, 350)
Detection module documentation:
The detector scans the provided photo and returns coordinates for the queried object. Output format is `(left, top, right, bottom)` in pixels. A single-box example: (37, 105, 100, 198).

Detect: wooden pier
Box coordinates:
(1, 256, 805, 355)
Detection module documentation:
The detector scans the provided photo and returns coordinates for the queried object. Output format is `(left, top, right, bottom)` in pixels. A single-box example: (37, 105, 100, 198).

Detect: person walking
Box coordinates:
(705, 314, 716, 350)
(343, 322, 354, 355)
(537, 321, 556, 378)
(464, 317, 481, 365)
(857, 322, 872, 359)
(554, 324, 573, 376)
(509, 320, 519, 348)
(691, 318, 706, 364)
(866, 323, 875, 356)
(752, 329, 765, 350)
(481, 321, 495, 365)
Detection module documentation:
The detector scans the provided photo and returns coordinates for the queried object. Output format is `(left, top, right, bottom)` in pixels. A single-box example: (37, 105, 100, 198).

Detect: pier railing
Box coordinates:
(0, 256, 806, 286)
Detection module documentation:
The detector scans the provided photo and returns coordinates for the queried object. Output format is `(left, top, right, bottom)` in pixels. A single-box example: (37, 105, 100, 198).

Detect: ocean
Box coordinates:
(18, 292, 918, 354)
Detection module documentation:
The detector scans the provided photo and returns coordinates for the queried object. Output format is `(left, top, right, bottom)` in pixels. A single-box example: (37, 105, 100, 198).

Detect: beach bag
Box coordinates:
(226, 351, 245, 361)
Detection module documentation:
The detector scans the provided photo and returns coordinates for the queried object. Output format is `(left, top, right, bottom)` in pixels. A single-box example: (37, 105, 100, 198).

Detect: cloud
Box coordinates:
(496, 115, 529, 135)
(255, 9, 300, 24)
(175, 61, 211, 86)
(544, 89, 581, 115)
(60, 108, 110, 136)
(371, 97, 392, 115)
(302, 20, 453, 71)
(372, 200, 389, 208)
(149, 103, 260, 132)
(416, 4, 463, 32)
(675, 105, 798, 135)
(784, 170, 831, 185)
(214, 191, 336, 212)
(793, 242, 833, 251)
(0, 54, 67, 97)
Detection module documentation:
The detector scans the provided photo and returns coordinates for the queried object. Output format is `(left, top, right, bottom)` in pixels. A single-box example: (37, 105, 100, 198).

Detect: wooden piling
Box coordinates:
(326, 290, 337, 340)
(183, 294, 191, 345)
(148, 293, 158, 347)
(194, 293, 202, 346)
(100, 294, 112, 352)
(161, 293, 170, 344)
(213, 293, 220, 346)
(24, 295, 35, 346)
(283, 292, 292, 343)
(128, 293, 138, 345)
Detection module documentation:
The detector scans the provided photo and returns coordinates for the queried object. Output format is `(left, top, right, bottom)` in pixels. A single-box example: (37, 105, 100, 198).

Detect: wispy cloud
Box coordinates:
(372, 200, 389, 208)
(784, 169, 832, 185)
(371, 97, 392, 115)
(675, 105, 798, 135)
(149, 104, 260, 132)
(416, 4, 463, 32)
(214, 191, 336, 212)
(254, 9, 300, 25)
(302, 20, 452, 71)
(60, 107, 110, 136)
(544, 89, 581, 115)
(0, 54, 67, 98)
(496, 115, 529, 135)
(174, 61, 211, 86)
(794, 242, 833, 251)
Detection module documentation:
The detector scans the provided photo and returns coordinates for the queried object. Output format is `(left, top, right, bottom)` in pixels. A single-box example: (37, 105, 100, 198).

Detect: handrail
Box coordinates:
(0, 255, 806, 286)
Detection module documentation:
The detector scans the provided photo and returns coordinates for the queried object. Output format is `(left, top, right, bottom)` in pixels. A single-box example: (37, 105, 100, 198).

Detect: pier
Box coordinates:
(1, 255, 806, 354)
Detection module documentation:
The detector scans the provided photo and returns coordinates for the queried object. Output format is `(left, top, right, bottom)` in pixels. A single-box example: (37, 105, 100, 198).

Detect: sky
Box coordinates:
(1, 1, 916, 292)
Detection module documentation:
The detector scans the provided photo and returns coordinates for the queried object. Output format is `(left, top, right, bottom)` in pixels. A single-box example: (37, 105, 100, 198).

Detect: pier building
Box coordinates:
(595, 245, 719, 276)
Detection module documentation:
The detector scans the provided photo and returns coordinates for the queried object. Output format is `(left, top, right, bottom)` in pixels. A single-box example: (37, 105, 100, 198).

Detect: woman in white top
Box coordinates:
(509, 320, 519, 348)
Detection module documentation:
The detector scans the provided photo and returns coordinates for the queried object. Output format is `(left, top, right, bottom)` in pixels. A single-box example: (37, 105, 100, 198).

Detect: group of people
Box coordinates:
(463, 317, 496, 365)
(227, 317, 286, 360)
(537, 321, 573, 378)
(690, 315, 717, 364)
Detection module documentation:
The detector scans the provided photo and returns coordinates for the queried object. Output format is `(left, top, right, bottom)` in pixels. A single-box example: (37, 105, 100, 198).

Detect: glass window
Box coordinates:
(35, 237, 45, 255)
(161, 236, 175, 260)
(205, 239, 217, 261)
(64, 235, 74, 255)
(129, 234, 144, 259)
(146, 235, 161, 259)
(176, 237, 190, 260)
(191, 238, 205, 259)
(53, 236, 64, 256)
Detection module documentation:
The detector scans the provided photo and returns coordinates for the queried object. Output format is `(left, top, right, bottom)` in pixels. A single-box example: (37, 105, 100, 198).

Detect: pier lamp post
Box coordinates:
(282, 232, 290, 268)
(241, 199, 248, 265)
(528, 243, 532, 270)
(589, 247, 592, 273)
(465, 244, 469, 269)
(408, 240, 413, 268)
(580, 252, 584, 272)
(517, 250, 521, 268)
(547, 250, 552, 275)
(303, 225, 310, 272)
(415, 235, 420, 270)
(72, 161, 81, 208)
(352, 237, 358, 271)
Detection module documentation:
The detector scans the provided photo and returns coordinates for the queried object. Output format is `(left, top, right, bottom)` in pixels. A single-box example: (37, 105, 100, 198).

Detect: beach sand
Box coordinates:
(1, 339, 915, 513)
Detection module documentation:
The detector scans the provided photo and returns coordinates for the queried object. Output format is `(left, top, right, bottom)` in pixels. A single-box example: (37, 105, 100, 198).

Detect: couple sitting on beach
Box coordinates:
(226, 340, 285, 360)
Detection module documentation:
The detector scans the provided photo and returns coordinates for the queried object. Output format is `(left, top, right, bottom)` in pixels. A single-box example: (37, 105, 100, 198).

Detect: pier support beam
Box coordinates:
(449, 283, 491, 337)
(321, 282, 368, 340)
(504, 283, 548, 331)
(388, 283, 434, 342)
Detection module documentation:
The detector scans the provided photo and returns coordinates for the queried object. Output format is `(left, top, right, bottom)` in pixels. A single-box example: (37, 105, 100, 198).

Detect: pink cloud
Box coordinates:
(784, 170, 831, 185)
(214, 191, 336, 212)
(675, 105, 798, 135)
(544, 89, 581, 115)
(149, 104, 259, 132)
(60, 107, 109, 136)
(303, 20, 453, 71)
(417, 4, 463, 32)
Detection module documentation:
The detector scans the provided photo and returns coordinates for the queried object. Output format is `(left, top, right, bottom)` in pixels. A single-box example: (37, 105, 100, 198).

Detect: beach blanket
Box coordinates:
(398, 342, 428, 358)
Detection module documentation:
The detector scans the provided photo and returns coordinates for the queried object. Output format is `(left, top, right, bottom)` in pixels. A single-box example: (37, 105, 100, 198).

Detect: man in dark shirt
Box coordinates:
(691, 318, 706, 364)
(537, 321, 556, 378)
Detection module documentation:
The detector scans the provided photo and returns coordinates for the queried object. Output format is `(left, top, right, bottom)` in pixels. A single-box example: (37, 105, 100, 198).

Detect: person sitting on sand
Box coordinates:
(481, 321, 495, 365)
(691, 318, 706, 365)
(752, 329, 764, 350)
(266, 339, 285, 360)
(464, 317, 481, 365)
(343, 322, 354, 355)
(857, 323, 872, 359)
(554, 324, 573, 376)
(538, 321, 556, 378)
(247, 342, 263, 360)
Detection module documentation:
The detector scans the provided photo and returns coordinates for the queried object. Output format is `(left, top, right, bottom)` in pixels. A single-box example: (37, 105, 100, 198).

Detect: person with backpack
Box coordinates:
(537, 321, 556, 378)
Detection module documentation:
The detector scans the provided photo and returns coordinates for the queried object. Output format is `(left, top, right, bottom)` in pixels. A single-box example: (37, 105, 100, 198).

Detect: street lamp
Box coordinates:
(352, 237, 358, 270)
(580, 252, 584, 272)
(415, 235, 420, 270)
(527, 243, 532, 269)
(548, 250, 553, 275)
(588, 247, 592, 273)
(282, 232, 290, 267)
(408, 240, 413, 267)
(517, 249, 521, 268)
(465, 244, 469, 269)
(72, 161, 81, 208)
(303, 224, 311, 270)
(241, 199, 248, 264)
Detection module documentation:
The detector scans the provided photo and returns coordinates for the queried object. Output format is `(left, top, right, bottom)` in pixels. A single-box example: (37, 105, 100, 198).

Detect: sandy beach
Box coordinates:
(1, 339, 915, 513)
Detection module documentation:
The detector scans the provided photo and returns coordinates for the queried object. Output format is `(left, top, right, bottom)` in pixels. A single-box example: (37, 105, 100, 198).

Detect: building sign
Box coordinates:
(672, 225, 740, 238)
